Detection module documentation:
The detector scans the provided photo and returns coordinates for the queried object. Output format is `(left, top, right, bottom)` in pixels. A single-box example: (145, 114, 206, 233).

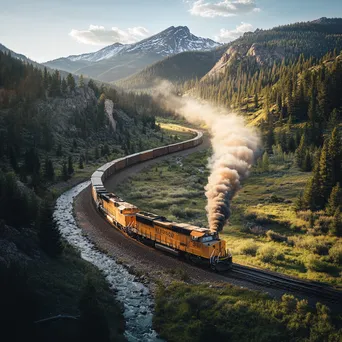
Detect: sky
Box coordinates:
(1, 0, 341, 63)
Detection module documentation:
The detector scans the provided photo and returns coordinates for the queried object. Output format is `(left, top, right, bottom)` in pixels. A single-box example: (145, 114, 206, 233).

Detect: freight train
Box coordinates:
(91, 129, 232, 271)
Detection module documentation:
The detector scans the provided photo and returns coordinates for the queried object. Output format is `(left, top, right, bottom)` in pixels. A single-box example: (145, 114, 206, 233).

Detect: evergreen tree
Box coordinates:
(319, 139, 333, 205)
(328, 127, 342, 185)
(330, 208, 342, 236)
(94, 147, 99, 160)
(79, 155, 84, 169)
(302, 150, 312, 172)
(67, 73, 76, 91)
(56, 143, 63, 157)
(37, 201, 63, 257)
(303, 151, 322, 210)
(61, 78, 67, 94)
(44, 157, 55, 181)
(262, 152, 269, 172)
(326, 183, 342, 216)
(49, 70, 61, 97)
(295, 192, 304, 211)
(68, 155, 74, 175)
(295, 133, 307, 169)
(79, 74, 85, 88)
(254, 93, 259, 109)
(62, 160, 69, 181)
(43, 66, 49, 89)
(24, 148, 40, 175)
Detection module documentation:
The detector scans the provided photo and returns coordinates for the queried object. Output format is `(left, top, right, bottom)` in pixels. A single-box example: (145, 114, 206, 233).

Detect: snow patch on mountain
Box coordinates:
(57, 26, 221, 64)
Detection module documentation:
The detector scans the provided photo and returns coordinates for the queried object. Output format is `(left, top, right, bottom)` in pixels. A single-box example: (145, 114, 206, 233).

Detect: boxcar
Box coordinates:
(168, 142, 184, 153)
(140, 150, 154, 162)
(126, 153, 142, 167)
(114, 158, 127, 171)
(153, 146, 168, 158)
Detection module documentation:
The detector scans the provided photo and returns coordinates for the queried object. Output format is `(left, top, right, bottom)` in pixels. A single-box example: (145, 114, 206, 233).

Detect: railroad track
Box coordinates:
(228, 263, 342, 303)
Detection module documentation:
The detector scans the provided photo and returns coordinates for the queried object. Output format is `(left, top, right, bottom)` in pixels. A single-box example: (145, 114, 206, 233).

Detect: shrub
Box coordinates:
(255, 215, 274, 225)
(305, 255, 331, 273)
(314, 215, 333, 234)
(266, 230, 288, 243)
(293, 236, 330, 255)
(266, 194, 285, 203)
(244, 212, 257, 221)
(257, 245, 284, 263)
(328, 244, 342, 265)
(238, 240, 259, 256)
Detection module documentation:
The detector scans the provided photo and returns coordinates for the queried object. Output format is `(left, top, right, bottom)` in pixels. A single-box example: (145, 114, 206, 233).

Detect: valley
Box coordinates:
(0, 10, 342, 342)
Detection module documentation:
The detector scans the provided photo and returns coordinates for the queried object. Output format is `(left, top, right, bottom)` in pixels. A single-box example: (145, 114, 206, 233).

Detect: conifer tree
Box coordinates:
(295, 192, 304, 211)
(79, 74, 85, 88)
(67, 73, 75, 91)
(330, 208, 342, 236)
(61, 78, 67, 94)
(79, 155, 84, 169)
(37, 201, 63, 257)
(67, 156, 74, 175)
(56, 143, 63, 157)
(326, 183, 342, 216)
(319, 139, 332, 205)
(328, 127, 342, 185)
(302, 150, 312, 172)
(49, 70, 61, 97)
(262, 152, 269, 172)
(303, 151, 321, 210)
(62, 160, 69, 181)
(295, 133, 307, 169)
(44, 157, 55, 181)
(254, 93, 259, 109)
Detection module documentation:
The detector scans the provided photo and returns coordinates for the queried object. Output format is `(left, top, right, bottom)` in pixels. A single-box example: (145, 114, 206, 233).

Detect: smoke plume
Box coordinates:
(155, 82, 259, 232)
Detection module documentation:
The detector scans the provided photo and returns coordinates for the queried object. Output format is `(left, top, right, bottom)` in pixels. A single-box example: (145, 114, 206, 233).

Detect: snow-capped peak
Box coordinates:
(59, 26, 221, 64)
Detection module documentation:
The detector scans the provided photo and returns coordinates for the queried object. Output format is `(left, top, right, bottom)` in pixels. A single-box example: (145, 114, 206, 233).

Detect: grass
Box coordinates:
(114, 149, 342, 287)
(154, 282, 342, 342)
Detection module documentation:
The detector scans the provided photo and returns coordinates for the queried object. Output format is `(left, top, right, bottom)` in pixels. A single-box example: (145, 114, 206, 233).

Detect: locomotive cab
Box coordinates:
(190, 230, 232, 271)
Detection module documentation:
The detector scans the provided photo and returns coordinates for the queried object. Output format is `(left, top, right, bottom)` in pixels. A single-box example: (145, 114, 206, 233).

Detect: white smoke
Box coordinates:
(155, 82, 259, 232)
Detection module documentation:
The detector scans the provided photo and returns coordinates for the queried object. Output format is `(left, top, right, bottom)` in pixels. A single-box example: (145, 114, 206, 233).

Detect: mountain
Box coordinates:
(190, 17, 342, 121)
(204, 17, 342, 80)
(115, 18, 342, 91)
(0, 43, 39, 65)
(116, 45, 227, 90)
(43, 26, 221, 83)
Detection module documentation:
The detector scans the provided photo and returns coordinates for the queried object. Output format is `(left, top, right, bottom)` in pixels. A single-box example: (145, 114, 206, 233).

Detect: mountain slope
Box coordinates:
(0, 43, 40, 66)
(205, 17, 342, 80)
(43, 26, 221, 83)
(116, 45, 227, 90)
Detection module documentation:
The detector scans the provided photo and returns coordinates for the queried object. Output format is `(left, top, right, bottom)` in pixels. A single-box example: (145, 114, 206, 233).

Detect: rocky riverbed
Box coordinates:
(53, 181, 161, 342)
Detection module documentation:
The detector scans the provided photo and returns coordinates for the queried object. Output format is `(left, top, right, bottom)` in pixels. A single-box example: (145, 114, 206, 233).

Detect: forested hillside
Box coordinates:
(116, 45, 227, 90)
(0, 51, 187, 341)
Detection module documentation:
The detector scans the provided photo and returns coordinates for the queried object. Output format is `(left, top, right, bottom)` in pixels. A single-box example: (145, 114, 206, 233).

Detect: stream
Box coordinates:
(53, 181, 161, 342)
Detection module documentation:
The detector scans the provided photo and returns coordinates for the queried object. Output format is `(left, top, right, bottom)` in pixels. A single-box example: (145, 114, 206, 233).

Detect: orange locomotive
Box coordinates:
(94, 190, 232, 271)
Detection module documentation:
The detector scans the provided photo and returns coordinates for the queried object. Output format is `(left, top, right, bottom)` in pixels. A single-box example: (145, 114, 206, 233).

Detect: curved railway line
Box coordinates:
(76, 126, 342, 308)
(229, 264, 342, 303)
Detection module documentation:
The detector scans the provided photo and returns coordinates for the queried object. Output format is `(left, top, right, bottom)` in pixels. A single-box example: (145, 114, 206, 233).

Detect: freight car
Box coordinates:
(90, 128, 232, 270)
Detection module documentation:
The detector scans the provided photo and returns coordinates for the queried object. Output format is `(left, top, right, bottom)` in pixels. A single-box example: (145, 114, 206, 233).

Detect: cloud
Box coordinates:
(69, 25, 150, 45)
(215, 22, 253, 42)
(189, 0, 260, 18)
